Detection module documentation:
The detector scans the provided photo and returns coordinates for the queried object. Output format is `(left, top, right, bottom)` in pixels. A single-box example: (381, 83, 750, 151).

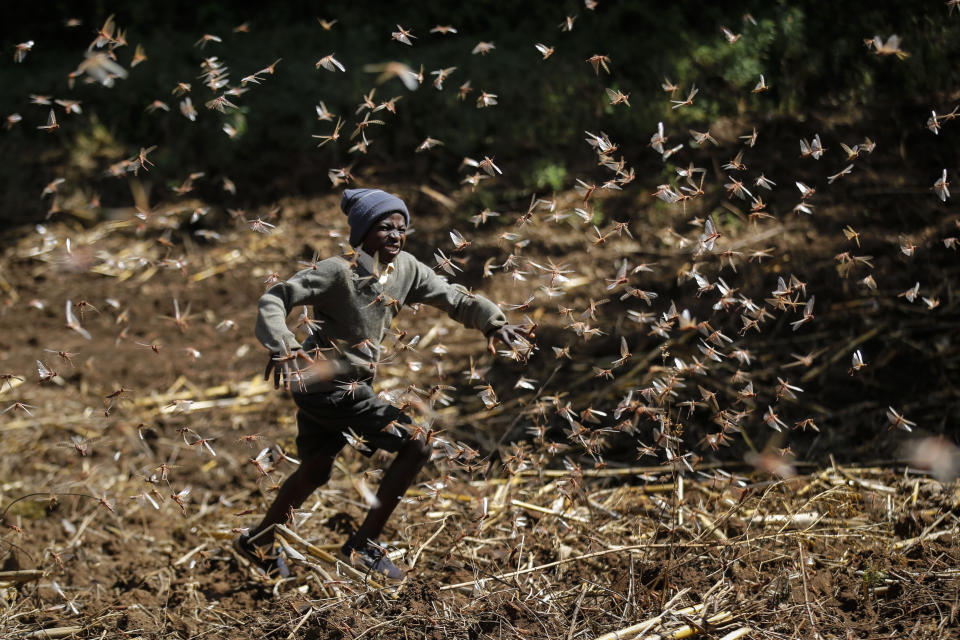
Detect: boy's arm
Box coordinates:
(255, 265, 338, 353)
(256, 285, 303, 354)
(406, 259, 507, 335)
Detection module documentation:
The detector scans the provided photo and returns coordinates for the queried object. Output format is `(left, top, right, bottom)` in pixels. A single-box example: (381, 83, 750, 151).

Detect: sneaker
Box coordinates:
(340, 538, 405, 581)
(233, 533, 291, 578)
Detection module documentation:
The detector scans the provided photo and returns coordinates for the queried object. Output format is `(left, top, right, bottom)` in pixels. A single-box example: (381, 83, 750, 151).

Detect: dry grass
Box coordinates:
(1, 191, 958, 639)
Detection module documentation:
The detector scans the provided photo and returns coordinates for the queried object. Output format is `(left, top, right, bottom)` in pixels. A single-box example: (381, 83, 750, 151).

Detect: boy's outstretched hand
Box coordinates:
(264, 348, 315, 391)
(487, 324, 536, 355)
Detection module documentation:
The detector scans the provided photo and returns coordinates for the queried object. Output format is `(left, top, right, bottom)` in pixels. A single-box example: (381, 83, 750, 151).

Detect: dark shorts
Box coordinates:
(292, 383, 412, 460)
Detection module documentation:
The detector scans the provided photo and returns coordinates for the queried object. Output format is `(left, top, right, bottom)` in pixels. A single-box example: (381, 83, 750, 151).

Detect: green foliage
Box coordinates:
(862, 567, 888, 589)
(589, 200, 604, 226)
(528, 161, 568, 192)
(461, 188, 499, 216)
(721, 211, 743, 233)
(67, 115, 124, 173)
(1, 1, 959, 225)
(3, 498, 47, 521)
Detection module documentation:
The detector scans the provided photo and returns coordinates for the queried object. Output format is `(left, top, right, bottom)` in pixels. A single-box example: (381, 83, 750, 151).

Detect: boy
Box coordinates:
(235, 188, 531, 580)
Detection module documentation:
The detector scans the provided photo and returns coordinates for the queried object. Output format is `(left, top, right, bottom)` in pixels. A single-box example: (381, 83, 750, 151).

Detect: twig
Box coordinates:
(285, 608, 313, 640)
(65, 510, 98, 548)
(354, 614, 416, 640)
(797, 541, 820, 640)
(440, 544, 650, 591)
(409, 516, 449, 569)
(517, 460, 766, 479)
(173, 543, 208, 566)
(591, 591, 695, 640)
(0, 569, 43, 584)
(566, 582, 589, 640)
(21, 627, 84, 639)
(621, 553, 636, 622)
(511, 499, 591, 523)
(693, 510, 728, 542)
(649, 611, 733, 640)
(893, 511, 954, 551)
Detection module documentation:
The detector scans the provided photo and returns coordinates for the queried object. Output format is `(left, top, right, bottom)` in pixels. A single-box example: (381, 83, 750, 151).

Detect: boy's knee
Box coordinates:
(406, 437, 432, 461)
(302, 454, 335, 485)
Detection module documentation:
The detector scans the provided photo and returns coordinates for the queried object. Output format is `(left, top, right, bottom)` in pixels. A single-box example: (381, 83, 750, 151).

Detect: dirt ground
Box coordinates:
(1, 190, 958, 639)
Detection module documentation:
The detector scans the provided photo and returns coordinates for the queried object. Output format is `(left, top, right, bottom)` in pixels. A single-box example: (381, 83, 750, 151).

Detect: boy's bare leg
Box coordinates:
(349, 438, 431, 546)
(248, 453, 336, 547)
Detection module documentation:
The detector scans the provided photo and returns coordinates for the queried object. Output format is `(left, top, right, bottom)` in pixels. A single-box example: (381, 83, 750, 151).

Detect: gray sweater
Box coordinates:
(256, 250, 506, 382)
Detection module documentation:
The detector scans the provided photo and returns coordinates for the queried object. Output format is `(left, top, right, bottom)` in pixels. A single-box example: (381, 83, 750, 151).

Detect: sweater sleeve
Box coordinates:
(405, 259, 507, 334)
(255, 262, 341, 353)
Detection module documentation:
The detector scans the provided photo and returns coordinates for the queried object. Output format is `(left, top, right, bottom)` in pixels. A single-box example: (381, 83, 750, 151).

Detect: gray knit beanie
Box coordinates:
(340, 188, 410, 247)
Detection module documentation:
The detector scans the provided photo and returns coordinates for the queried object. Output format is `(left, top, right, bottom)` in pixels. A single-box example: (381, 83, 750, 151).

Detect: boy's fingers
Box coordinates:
(487, 336, 496, 354)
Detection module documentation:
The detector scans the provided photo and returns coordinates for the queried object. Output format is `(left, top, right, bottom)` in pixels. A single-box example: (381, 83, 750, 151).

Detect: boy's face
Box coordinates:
(362, 212, 407, 263)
